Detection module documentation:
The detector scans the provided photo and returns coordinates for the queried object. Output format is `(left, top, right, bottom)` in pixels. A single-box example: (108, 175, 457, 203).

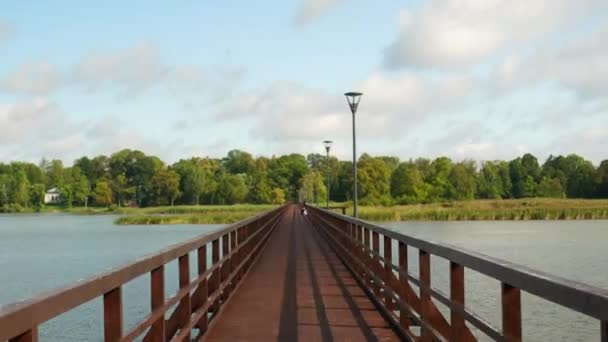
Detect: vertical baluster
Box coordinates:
(601, 321, 607, 342)
(230, 230, 237, 292)
(450, 262, 466, 341)
(9, 328, 38, 342)
(197, 245, 208, 334)
(419, 249, 431, 342)
(364, 228, 371, 289)
(383, 236, 393, 311)
(502, 283, 522, 342)
(212, 238, 220, 315)
(103, 287, 123, 342)
(398, 242, 410, 330)
(178, 254, 191, 340)
(222, 234, 230, 300)
(372, 231, 381, 297)
(149, 266, 165, 341)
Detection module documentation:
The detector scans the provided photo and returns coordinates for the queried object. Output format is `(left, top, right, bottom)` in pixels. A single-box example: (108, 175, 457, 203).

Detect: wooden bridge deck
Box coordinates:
(203, 206, 401, 342)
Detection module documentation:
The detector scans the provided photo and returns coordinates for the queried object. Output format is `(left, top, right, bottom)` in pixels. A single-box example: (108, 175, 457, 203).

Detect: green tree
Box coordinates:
(223, 150, 255, 174)
(151, 168, 181, 206)
(477, 161, 504, 199)
(29, 183, 46, 210)
(537, 177, 565, 198)
(300, 171, 326, 204)
(271, 187, 286, 204)
(426, 157, 453, 201)
(357, 154, 392, 205)
(390, 162, 429, 204)
(93, 180, 113, 207)
(448, 161, 477, 200)
(216, 173, 248, 204)
(10, 168, 30, 206)
(596, 160, 608, 198)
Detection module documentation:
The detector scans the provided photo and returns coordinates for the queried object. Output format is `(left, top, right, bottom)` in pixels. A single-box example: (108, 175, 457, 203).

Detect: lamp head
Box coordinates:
(344, 92, 363, 115)
(323, 140, 333, 152)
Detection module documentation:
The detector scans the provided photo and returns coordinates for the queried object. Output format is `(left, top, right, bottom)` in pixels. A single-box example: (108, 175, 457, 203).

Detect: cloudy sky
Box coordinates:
(0, 0, 606, 165)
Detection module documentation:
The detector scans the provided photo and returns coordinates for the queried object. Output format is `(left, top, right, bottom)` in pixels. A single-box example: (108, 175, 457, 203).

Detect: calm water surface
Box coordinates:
(1, 216, 606, 341)
(381, 220, 608, 341)
(0, 214, 223, 341)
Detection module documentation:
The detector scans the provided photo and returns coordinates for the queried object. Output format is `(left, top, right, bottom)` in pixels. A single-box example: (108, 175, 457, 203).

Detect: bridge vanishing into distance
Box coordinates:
(1, 205, 608, 341)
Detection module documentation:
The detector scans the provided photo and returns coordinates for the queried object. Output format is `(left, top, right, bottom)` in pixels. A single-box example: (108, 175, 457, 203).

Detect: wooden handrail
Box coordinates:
(309, 206, 608, 341)
(0, 205, 287, 342)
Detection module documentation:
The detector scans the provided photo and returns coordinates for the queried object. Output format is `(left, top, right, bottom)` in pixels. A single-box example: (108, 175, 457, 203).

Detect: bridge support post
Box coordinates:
(501, 283, 522, 341)
(419, 249, 432, 342)
(103, 287, 123, 342)
(196, 245, 208, 333)
(384, 236, 394, 312)
(149, 266, 165, 341)
(450, 262, 466, 341)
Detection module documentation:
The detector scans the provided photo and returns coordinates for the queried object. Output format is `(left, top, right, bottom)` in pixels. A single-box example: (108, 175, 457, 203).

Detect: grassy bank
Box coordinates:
(114, 204, 276, 225)
(348, 199, 608, 221)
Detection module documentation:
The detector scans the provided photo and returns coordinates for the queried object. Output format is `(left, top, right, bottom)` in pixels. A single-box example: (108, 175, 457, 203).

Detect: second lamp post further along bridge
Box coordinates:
(323, 140, 332, 209)
(345, 92, 363, 218)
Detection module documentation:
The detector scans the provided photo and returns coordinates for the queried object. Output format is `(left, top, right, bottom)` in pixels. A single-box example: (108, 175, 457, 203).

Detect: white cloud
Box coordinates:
(494, 24, 608, 99)
(384, 0, 608, 69)
(72, 42, 169, 96)
(0, 61, 61, 94)
(294, 0, 345, 26)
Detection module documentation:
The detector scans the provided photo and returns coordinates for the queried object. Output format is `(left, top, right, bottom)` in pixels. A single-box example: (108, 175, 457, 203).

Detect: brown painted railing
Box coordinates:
(309, 206, 608, 342)
(0, 205, 286, 342)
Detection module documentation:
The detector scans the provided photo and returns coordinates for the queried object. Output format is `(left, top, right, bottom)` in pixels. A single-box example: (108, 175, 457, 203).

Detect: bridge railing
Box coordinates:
(0, 205, 287, 342)
(309, 206, 608, 341)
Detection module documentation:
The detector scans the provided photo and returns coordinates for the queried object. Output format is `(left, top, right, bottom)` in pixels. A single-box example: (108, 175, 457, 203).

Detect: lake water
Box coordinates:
(381, 220, 608, 341)
(0, 214, 222, 341)
(0, 216, 606, 341)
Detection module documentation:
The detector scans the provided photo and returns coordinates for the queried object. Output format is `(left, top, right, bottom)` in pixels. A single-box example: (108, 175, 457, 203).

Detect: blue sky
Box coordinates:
(0, 0, 606, 164)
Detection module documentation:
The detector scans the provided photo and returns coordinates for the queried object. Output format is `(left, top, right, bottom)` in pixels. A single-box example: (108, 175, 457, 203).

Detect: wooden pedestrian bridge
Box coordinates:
(1, 204, 608, 341)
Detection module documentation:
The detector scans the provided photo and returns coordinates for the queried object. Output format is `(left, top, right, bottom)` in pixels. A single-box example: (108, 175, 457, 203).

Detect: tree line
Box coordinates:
(0, 149, 607, 211)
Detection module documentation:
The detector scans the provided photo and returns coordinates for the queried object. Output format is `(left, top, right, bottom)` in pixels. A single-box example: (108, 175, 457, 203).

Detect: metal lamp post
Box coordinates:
(344, 92, 363, 218)
(323, 140, 333, 209)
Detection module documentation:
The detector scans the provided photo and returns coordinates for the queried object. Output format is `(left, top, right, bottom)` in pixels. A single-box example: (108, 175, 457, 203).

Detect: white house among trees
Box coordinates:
(44, 188, 61, 204)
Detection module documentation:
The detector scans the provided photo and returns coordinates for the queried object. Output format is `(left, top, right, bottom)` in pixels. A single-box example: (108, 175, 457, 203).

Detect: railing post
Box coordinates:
(501, 283, 522, 342)
(364, 228, 371, 289)
(103, 287, 123, 342)
(230, 230, 237, 293)
(9, 329, 38, 342)
(197, 245, 208, 333)
(372, 231, 381, 297)
(178, 254, 191, 341)
(398, 242, 409, 330)
(419, 249, 431, 342)
(149, 266, 165, 341)
(601, 321, 608, 342)
(212, 238, 220, 315)
(221, 233, 230, 301)
(383, 235, 394, 311)
(450, 262, 466, 341)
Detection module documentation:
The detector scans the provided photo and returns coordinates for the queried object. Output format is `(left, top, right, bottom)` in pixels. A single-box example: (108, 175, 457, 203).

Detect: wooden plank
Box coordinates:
(398, 242, 410, 330)
(502, 283, 522, 342)
(384, 235, 394, 311)
(450, 262, 473, 341)
(196, 245, 208, 333)
(148, 266, 165, 342)
(103, 287, 122, 342)
(419, 250, 432, 342)
(178, 254, 191, 341)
